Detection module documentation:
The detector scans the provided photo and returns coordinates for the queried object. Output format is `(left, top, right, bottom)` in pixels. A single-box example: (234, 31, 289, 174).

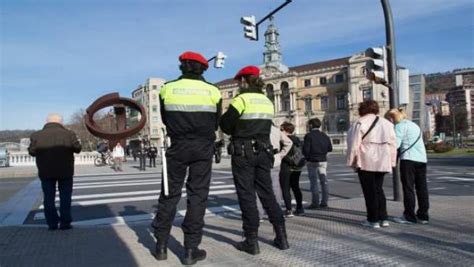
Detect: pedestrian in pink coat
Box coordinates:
(346, 100, 397, 228)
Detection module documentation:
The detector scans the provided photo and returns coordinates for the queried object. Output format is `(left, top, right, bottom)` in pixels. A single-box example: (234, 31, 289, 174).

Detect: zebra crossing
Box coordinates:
(25, 162, 473, 226)
(30, 171, 240, 225)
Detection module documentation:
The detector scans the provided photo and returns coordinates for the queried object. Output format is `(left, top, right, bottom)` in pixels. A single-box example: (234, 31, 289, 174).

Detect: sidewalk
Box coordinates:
(1, 195, 473, 266)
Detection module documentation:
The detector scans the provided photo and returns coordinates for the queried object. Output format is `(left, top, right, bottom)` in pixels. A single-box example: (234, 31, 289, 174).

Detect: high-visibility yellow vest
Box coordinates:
(230, 93, 274, 120)
(160, 78, 221, 112)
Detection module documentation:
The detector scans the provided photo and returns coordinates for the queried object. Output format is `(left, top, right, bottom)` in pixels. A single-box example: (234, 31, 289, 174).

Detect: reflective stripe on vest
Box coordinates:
(240, 113, 273, 120)
(164, 104, 217, 112)
(160, 78, 221, 112)
(230, 93, 274, 120)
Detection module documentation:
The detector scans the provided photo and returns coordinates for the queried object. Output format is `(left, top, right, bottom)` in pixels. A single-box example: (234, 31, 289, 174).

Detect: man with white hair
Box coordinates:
(28, 113, 82, 230)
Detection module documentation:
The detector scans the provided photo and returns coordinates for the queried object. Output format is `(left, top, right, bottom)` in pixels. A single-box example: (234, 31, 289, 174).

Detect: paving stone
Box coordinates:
(1, 195, 473, 266)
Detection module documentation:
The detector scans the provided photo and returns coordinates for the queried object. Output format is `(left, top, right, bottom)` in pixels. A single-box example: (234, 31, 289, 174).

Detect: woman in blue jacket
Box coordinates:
(386, 109, 429, 225)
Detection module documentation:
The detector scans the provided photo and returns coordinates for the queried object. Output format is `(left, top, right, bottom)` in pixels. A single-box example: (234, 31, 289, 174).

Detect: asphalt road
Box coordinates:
(1, 154, 473, 226)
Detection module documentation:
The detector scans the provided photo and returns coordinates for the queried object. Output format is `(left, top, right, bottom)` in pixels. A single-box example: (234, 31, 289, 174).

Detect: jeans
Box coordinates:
(114, 157, 123, 171)
(307, 161, 328, 206)
(139, 155, 146, 171)
(400, 160, 429, 222)
(257, 166, 284, 218)
(40, 178, 73, 228)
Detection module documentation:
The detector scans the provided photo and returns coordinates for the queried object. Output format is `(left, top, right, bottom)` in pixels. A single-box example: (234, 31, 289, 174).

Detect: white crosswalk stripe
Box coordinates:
(33, 172, 239, 222)
(32, 170, 354, 225)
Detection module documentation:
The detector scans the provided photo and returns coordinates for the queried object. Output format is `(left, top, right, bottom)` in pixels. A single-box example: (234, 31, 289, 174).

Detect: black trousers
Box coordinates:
(280, 162, 303, 210)
(40, 178, 73, 228)
(400, 160, 429, 222)
(232, 149, 284, 233)
(149, 156, 156, 168)
(139, 155, 146, 170)
(358, 170, 387, 223)
(152, 140, 213, 249)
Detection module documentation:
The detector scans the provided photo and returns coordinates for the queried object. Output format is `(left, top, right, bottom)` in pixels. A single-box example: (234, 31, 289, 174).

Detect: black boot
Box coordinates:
(154, 242, 167, 261)
(273, 224, 289, 250)
(183, 247, 206, 265)
(235, 232, 260, 255)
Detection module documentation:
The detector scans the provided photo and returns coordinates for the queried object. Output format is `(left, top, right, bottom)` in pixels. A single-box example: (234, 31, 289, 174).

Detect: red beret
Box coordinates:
(179, 51, 209, 68)
(234, 65, 260, 80)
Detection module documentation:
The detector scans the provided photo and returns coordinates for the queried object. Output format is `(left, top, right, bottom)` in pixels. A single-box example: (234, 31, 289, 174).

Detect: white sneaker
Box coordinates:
(418, 219, 429, 225)
(361, 220, 380, 229)
(380, 220, 390, 227)
(392, 216, 415, 225)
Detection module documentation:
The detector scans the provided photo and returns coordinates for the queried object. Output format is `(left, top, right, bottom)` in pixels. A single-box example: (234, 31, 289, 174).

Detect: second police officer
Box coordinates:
(151, 51, 222, 265)
(220, 65, 289, 255)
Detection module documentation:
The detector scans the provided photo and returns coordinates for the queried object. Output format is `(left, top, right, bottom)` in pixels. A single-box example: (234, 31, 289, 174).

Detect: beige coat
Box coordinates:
(270, 125, 293, 167)
(346, 114, 397, 173)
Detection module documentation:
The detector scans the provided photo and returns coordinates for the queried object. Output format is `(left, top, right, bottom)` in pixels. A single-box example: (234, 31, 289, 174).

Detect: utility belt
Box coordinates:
(227, 138, 273, 157)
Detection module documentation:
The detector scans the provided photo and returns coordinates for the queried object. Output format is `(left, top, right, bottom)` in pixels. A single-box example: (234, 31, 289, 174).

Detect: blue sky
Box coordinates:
(1, 0, 473, 130)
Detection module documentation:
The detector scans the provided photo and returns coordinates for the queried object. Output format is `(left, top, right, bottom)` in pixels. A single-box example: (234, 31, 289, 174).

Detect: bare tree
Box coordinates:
(66, 109, 115, 151)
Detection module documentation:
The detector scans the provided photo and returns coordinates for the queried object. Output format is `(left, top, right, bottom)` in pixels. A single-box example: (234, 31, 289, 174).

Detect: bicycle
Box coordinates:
(94, 151, 113, 167)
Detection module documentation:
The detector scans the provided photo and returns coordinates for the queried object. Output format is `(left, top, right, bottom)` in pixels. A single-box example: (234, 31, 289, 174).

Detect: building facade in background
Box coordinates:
(130, 77, 166, 145)
(407, 74, 426, 129)
(216, 20, 389, 148)
(446, 68, 474, 135)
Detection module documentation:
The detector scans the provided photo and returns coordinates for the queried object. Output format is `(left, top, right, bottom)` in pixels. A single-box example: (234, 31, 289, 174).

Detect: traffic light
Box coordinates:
(214, 52, 226, 68)
(365, 46, 387, 84)
(240, 16, 257, 41)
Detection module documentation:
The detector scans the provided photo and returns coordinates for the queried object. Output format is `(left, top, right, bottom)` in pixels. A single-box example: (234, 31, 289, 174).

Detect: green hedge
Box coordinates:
(433, 143, 454, 153)
(425, 143, 436, 151)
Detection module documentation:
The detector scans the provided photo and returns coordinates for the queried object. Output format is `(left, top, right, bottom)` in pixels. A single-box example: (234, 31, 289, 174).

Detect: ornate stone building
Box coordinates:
(216, 20, 389, 148)
(130, 77, 166, 145)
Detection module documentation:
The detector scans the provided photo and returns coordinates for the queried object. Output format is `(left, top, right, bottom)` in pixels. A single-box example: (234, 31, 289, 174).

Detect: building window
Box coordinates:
(281, 82, 290, 112)
(321, 96, 328, 110)
(304, 79, 312, 88)
(413, 102, 421, 110)
(333, 139, 340, 145)
(152, 128, 159, 135)
(152, 116, 159, 122)
(413, 111, 420, 119)
(152, 85, 157, 90)
(266, 84, 275, 103)
(304, 97, 312, 112)
(336, 95, 347, 110)
(414, 92, 421, 101)
(320, 77, 327, 85)
(152, 105, 158, 112)
(335, 74, 344, 83)
(228, 91, 233, 98)
(363, 88, 373, 101)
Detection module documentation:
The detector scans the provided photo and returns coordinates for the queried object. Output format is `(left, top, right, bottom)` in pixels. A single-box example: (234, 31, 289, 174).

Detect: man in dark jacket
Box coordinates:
(28, 113, 82, 230)
(147, 143, 158, 168)
(303, 118, 332, 209)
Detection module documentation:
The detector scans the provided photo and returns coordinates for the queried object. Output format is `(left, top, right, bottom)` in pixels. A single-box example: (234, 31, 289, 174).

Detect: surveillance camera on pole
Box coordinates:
(240, 15, 257, 41)
(365, 46, 387, 84)
(214, 52, 227, 68)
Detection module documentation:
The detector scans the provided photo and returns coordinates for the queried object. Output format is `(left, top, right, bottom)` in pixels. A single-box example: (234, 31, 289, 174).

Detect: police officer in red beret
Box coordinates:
(151, 51, 222, 265)
(220, 65, 289, 255)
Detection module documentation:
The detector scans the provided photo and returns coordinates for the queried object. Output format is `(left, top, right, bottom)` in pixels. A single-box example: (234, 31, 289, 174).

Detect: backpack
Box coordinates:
(284, 137, 306, 167)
